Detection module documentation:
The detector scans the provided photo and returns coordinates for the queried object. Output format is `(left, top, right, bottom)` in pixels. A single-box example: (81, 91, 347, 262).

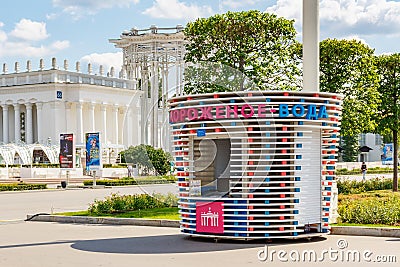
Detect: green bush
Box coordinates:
(88, 192, 178, 214)
(0, 183, 47, 191)
(102, 164, 128, 168)
(337, 178, 393, 194)
(338, 193, 400, 225)
(83, 175, 177, 186)
(336, 166, 397, 175)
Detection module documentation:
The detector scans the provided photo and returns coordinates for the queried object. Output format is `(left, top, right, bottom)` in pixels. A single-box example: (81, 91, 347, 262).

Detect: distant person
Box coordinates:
(361, 161, 367, 181)
(127, 165, 133, 177)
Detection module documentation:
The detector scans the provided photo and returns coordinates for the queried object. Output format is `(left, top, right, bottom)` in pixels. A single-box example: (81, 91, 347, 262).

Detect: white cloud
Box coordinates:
(143, 0, 213, 20)
(266, 0, 400, 37)
(10, 19, 49, 41)
(0, 22, 7, 42)
(342, 35, 369, 45)
(0, 40, 70, 58)
(46, 13, 59, 20)
(52, 0, 140, 18)
(222, 0, 261, 9)
(50, 40, 70, 50)
(0, 21, 69, 58)
(80, 52, 123, 75)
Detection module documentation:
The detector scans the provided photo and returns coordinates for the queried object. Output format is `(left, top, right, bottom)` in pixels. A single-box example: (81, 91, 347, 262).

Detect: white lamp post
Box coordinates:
(303, 0, 320, 92)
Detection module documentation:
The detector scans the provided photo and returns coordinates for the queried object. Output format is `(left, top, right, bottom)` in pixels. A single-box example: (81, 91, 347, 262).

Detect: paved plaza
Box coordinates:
(0, 185, 399, 267)
(0, 221, 399, 267)
(0, 184, 177, 221)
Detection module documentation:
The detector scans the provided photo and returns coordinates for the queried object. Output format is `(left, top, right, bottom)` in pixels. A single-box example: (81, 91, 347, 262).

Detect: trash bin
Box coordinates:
(61, 181, 67, 188)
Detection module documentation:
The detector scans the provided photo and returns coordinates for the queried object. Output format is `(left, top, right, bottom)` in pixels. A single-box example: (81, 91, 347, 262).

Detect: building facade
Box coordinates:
(0, 59, 142, 164)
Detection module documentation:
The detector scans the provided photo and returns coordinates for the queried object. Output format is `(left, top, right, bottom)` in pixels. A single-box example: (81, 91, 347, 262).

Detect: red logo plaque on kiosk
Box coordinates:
(196, 202, 224, 233)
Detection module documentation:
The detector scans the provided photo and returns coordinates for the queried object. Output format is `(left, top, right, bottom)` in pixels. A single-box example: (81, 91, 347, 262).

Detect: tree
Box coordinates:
(320, 39, 380, 160)
(341, 135, 359, 162)
(376, 53, 400, 192)
(183, 10, 302, 94)
(120, 144, 172, 176)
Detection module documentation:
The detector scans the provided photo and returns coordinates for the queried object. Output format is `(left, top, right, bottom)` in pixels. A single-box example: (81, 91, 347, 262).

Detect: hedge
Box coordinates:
(338, 192, 400, 226)
(0, 183, 47, 191)
(337, 178, 393, 194)
(88, 192, 178, 214)
(336, 166, 398, 175)
(83, 175, 177, 186)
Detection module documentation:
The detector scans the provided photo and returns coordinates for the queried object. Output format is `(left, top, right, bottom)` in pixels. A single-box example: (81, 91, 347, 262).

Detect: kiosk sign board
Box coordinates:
(196, 202, 224, 234)
(59, 133, 75, 169)
(85, 132, 101, 171)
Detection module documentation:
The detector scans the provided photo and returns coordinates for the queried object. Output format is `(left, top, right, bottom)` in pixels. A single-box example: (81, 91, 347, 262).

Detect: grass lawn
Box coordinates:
(58, 207, 179, 220)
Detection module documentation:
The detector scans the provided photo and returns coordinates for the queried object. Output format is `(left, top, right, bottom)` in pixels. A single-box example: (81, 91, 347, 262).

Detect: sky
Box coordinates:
(1, 0, 400, 74)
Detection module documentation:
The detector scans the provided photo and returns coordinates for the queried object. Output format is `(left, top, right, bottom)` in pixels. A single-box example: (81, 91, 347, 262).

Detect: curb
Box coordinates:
(331, 226, 400, 238)
(26, 214, 180, 228)
(26, 215, 400, 238)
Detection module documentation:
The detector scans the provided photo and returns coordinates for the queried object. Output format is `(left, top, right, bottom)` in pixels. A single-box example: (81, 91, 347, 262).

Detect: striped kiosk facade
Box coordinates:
(169, 91, 342, 239)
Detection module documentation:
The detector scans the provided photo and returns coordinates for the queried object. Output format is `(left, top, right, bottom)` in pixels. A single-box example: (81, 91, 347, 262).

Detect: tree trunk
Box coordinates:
(393, 130, 398, 192)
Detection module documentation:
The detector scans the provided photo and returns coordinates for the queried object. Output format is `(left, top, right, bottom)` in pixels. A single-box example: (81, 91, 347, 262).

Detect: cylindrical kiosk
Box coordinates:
(169, 91, 342, 239)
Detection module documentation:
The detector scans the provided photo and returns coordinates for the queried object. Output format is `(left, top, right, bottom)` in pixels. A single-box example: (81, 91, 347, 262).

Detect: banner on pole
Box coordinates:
(85, 132, 101, 170)
(59, 133, 75, 169)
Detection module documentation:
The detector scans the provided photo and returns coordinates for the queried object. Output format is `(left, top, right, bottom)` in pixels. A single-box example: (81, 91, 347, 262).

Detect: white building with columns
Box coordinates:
(0, 58, 142, 164)
(0, 25, 186, 166)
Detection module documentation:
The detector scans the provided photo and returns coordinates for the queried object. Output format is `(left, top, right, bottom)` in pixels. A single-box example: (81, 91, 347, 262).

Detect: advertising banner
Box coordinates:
(85, 132, 101, 171)
(382, 143, 394, 164)
(59, 133, 75, 169)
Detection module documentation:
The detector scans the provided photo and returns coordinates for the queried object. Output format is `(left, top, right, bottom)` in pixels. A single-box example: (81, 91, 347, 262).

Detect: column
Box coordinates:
(2, 105, 8, 143)
(141, 68, 149, 145)
(76, 102, 83, 144)
(36, 102, 43, 144)
(89, 102, 95, 132)
(25, 103, 33, 144)
(126, 107, 132, 146)
(303, 0, 320, 92)
(152, 62, 159, 147)
(101, 104, 107, 145)
(14, 103, 20, 142)
(51, 101, 61, 144)
(65, 102, 72, 133)
(112, 105, 119, 145)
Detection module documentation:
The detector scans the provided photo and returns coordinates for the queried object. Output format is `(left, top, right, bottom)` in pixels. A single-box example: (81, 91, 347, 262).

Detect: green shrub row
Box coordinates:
(83, 175, 177, 186)
(338, 194, 400, 225)
(88, 193, 178, 214)
(0, 183, 47, 191)
(102, 163, 128, 168)
(336, 166, 398, 175)
(337, 178, 393, 194)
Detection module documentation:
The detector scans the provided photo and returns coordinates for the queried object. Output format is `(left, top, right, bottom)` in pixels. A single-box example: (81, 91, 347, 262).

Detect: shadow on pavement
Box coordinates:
(70, 234, 327, 254)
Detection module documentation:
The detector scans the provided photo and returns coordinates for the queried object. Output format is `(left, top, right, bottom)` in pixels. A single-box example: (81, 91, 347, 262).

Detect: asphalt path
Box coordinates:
(0, 222, 399, 267)
(0, 184, 178, 221)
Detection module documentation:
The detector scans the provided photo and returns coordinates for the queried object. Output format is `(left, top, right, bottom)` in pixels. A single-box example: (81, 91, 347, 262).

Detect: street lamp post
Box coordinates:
(303, 0, 320, 93)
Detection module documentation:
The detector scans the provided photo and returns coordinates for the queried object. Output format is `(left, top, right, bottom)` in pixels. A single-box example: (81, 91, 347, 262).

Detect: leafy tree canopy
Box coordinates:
(183, 10, 302, 94)
(376, 53, 400, 192)
(120, 144, 172, 176)
(320, 39, 380, 137)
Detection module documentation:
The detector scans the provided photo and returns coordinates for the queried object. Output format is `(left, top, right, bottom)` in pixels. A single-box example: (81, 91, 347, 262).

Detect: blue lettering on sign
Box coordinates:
(197, 129, 206, 137)
(292, 104, 305, 117)
(278, 104, 328, 120)
(318, 105, 328, 118)
(306, 104, 318, 120)
(279, 104, 290, 117)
